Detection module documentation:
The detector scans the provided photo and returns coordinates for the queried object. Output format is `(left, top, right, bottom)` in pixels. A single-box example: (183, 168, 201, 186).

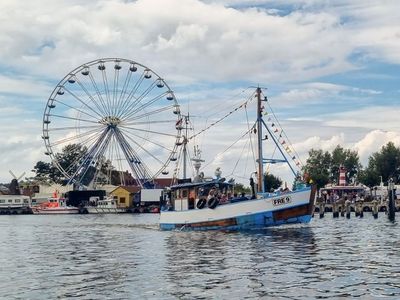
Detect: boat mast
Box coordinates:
(182, 115, 189, 179)
(256, 87, 265, 193)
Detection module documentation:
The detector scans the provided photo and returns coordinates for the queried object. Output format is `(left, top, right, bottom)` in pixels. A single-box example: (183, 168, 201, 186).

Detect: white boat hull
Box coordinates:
(32, 207, 80, 214)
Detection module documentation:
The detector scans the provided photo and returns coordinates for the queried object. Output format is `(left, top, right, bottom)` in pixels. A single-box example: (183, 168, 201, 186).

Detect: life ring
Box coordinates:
(207, 197, 219, 209)
(197, 198, 207, 209)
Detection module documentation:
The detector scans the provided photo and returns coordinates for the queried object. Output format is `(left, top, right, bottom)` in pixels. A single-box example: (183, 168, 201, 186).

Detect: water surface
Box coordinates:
(0, 214, 399, 299)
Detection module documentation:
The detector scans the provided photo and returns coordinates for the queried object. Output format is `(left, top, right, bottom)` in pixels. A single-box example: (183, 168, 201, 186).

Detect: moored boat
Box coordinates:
(159, 88, 316, 231)
(0, 195, 32, 214)
(87, 197, 127, 214)
(31, 197, 79, 214)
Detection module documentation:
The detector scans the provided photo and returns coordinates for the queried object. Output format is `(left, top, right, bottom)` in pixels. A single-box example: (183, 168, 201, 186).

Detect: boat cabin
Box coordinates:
(166, 180, 235, 211)
(0, 195, 31, 208)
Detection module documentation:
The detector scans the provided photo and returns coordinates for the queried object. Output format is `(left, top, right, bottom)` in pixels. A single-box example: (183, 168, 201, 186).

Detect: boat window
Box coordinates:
(182, 189, 188, 198)
(0, 200, 5, 203)
(15, 199, 21, 203)
(24, 199, 29, 204)
(8, 199, 12, 203)
(120, 197, 126, 203)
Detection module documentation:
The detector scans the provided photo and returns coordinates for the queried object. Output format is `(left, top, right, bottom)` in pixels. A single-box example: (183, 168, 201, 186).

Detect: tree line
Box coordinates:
(303, 142, 400, 189)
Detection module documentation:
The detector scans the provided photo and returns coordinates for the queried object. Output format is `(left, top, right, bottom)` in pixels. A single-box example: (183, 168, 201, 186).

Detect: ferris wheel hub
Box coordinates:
(99, 116, 122, 127)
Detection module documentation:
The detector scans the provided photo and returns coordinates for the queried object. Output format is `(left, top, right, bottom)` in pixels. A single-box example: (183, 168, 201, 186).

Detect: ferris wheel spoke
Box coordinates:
(113, 128, 154, 186)
(123, 120, 177, 126)
(118, 80, 160, 120)
(117, 72, 146, 118)
(121, 131, 167, 166)
(118, 124, 178, 137)
(121, 92, 167, 121)
(99, 66, 113, 116)
(63, 86, 105, 119)
(53, 98, 102, 122)
(73, 77, 108, 117)
(85, 72, 111, 116)
(123, 105, 175, 122)
(115, 68, 133, 118)
(47, 125, 103, 132)
(119, 127, 175, 152)
(69, 128, 113, 185)
(49, 127, 105, 147)
(47, 114, 102, 125)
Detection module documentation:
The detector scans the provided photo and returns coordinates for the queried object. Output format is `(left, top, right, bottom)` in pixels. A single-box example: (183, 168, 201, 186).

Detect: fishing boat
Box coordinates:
(31, 197, 79, 214)
(159, 88, 316, 231)
(87, 196, 127, 214)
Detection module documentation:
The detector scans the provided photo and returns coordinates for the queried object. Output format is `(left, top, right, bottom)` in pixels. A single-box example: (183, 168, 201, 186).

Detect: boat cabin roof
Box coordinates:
(169, 179, 234, 191)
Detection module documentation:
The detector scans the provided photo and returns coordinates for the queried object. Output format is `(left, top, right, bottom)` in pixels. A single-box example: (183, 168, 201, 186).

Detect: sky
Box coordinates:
(0, 0, 399, 185)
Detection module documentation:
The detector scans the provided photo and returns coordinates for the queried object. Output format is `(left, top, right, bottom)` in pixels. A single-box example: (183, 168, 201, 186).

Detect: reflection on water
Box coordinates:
(0, 214, 399, 299)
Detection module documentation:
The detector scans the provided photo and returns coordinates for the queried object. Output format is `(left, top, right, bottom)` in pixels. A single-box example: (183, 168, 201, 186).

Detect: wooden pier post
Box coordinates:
(319, 201, 325, 218)
(332, 201, 339, 218)
(371, 199, 379, 219)
(388, 179, 396, 221)
(345, 199, 351, 219)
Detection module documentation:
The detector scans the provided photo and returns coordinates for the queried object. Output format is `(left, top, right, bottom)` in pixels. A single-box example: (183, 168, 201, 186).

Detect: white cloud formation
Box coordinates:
(0, 0, 399, 184)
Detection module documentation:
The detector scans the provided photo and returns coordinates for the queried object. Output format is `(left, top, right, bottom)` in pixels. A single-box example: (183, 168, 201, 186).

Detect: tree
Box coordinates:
(234, 183, 251, 195)
(302, 149, 331, 189)
(302, 145, 362, 189)
(330, 145, 361, 184)
(264, 173, 282, 192)
(359, 142, 400, 186)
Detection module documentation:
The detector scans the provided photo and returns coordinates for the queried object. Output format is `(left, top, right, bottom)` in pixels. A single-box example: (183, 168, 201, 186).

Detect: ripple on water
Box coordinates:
(0, 213, 399, 299)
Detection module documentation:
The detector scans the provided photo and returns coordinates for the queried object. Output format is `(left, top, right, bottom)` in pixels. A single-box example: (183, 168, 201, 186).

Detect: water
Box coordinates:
(0, 214, 399, 299)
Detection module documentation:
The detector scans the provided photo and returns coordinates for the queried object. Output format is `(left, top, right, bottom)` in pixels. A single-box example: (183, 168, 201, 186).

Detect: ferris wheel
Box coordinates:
(42, 58, 182, 188)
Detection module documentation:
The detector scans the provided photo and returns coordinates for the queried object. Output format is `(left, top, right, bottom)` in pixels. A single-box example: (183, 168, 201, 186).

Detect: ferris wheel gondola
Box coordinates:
(43, 58, 182, 188)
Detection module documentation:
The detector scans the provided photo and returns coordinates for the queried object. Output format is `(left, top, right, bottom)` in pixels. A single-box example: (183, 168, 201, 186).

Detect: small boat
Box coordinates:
(31, 197, 79, 214)
(159, 88, 316, 231)
(87, 197, 127, 214)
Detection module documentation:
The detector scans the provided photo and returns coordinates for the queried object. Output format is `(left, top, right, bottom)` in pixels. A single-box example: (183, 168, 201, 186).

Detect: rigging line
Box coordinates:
(87, 71, 111, 116)
(116, 72, 146, 119)
(123, 105, 174, 122)
(201, 87, 254, 120)
(262, 119, 297, 177)
(119, 81, 161, 121)
(62, 86, 105, 120)
(119, 127, 174, 152)
(52, 98, 103, 122)
(227, 137, 250, 178)
(264, 94, 303, 166)
(189, 93, 256, 141)
(201, 127, 255, 170)
(75, 74, 109, 116)
(118, 124, 177, 137)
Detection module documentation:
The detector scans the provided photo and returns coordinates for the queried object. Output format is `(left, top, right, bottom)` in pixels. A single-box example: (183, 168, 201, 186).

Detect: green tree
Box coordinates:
(330, 145, 361, 184)
(264, 173, 282, 192)
(234, 183, 251, 195)
(359, 142, 400, 186)
(302, 149, 331, 189)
